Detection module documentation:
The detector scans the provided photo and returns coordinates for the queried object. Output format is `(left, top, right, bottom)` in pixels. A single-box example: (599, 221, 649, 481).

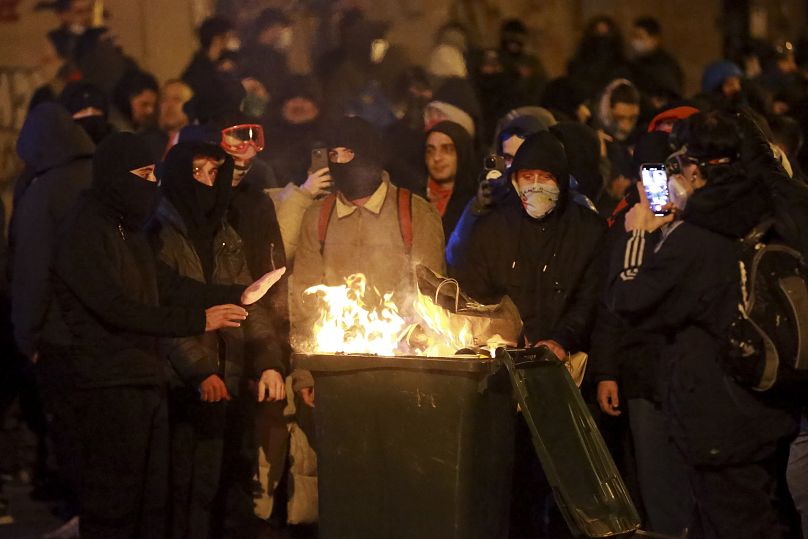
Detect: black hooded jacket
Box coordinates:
(606, 165, 798, 465)
(452, 132, 607, 351)
(426, 121, 477, 239)
(53, 133, 244, 388)
(550, 122, 604, 202)
(11, 103, 94, 357)
(150, 143, 285, 392)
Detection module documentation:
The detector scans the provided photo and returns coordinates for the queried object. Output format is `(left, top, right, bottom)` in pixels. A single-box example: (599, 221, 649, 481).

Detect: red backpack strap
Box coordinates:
(397, 188, 413, 255)
(318, 194, 337, 255)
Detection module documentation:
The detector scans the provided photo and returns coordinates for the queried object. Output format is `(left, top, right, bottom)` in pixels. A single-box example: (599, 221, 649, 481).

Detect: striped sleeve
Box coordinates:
(619, 230, 648, 281)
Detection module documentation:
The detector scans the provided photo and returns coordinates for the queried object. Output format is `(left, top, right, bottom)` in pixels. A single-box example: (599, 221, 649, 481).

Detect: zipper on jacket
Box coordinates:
(270, 242, 276, 270)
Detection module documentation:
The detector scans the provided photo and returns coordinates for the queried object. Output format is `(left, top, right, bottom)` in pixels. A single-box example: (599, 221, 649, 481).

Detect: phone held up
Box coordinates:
(309, 145, 329, 175)
(483, 154, 505, 175)
(640, 163, 671, 216)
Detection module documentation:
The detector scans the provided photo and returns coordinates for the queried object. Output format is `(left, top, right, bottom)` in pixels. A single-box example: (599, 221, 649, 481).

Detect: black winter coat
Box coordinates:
(54, 193, 244, 388)
(151, 199, 285, 394)
(11, 103, 95, 356)
(452, 196, 606, 353)
(607, 198, 797, 466)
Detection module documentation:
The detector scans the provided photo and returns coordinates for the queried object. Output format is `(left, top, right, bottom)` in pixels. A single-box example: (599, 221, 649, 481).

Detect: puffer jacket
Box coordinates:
(151, 199, 285, 394)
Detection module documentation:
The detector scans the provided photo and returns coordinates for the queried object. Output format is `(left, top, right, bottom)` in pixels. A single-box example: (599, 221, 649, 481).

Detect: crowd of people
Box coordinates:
(2, 0, 808, 538)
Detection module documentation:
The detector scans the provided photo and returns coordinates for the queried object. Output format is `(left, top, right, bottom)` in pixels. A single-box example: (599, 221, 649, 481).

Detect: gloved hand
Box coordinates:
(472, 170, 503, 214)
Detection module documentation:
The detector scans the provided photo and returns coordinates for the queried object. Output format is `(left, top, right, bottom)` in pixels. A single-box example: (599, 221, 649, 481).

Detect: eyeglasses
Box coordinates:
(221, 124, 265, 154)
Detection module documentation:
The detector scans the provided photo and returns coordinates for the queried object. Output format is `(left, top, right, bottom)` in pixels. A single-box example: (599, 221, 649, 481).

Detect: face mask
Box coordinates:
(514, 181, 560, 219)
(630, 38, 654, 56)
(193, 181, 219, 218)
(225, 37, 241, 52)
(232, 160, 253, 186)
(668, 176, 689, 210)
(76, 116, 110, 145)
(276, 27, 293, 52)
(331, 161, 382, 201)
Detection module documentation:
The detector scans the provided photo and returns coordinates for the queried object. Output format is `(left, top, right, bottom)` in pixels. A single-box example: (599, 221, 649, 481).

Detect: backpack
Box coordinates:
(318, 188, 413, 255)
(724, 219, 808, 395)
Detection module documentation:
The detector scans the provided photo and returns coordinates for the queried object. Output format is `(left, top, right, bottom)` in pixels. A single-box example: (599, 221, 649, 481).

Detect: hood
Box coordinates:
(683, 171, 768, 239)
(17, 102, 95, 174)
(550, 122, 602, 199)
(492, 106, 556, 153)
(701, 60, 743, 94)
(426, 120, 476, 196)
(91, 132, 159, 230)
(509, 131, 570, 193)
(160, 141, 233, 236)
(595, 78, 636, 136)
(541, 76, 587, 121)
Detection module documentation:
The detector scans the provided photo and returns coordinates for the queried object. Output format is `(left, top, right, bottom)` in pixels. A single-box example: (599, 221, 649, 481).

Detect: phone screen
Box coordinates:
(640, 163, 670, 215)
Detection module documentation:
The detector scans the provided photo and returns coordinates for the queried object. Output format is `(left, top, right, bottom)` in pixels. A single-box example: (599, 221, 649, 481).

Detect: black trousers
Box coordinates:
(77, 385, 169, 539)
(688, 446, 800, 539)
(169, 389, 256, 539)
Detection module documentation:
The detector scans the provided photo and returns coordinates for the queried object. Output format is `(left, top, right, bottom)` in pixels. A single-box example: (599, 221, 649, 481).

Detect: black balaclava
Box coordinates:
(327, 116, 384, 200)
(92, 132, 158, 230)
(160, 141, 234, 281)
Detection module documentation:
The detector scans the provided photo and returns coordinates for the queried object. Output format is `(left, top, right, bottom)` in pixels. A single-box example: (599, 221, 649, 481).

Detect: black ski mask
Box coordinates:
(92, 132, 159, 230)
(327, 116, 384, 200)
(160, 142, 234, 280)
(76, 115, 113, 144)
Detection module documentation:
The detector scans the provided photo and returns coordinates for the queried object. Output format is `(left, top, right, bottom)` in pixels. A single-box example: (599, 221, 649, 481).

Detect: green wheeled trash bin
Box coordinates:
(293, 353, 516, 539)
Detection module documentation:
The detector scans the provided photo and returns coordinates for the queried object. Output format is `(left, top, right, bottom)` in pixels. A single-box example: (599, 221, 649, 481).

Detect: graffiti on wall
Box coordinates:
(0, 66, 42, 186)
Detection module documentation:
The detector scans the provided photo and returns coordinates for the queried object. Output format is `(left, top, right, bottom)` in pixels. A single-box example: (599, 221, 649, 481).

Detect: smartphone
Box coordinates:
(309, 146, 329, 174)
(640, 163, 670, 215)
(483, 154, 505, 175)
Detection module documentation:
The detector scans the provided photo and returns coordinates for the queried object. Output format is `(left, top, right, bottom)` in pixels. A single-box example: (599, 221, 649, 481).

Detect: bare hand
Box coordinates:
(241, 267, 287, 305)
(597, 380, 622, 417)
(298, 387, 315, 408)
(624, 183, 675, 233)
(302, 167, 332, 197)
(205, 304, 248, 331)
(199, 374, 231, 402)
(535, 339, 567, 361)
(258, 369, 286, 402)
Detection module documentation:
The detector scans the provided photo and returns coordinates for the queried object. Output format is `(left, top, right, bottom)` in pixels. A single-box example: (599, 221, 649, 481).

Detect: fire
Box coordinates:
(302, 274, 411, 356)
(299, 272, 512, 357)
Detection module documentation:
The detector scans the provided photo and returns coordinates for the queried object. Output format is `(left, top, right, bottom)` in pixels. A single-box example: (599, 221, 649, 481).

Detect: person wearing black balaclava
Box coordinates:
(567, 15, 631, 101)
(290, 116, 445, 406)
(53, 132, 283, 539)
(150, 142, 286, 539)
(424, 120, 477, 239)
(58, 81, 115, 144)
(451, 131, 606, 538)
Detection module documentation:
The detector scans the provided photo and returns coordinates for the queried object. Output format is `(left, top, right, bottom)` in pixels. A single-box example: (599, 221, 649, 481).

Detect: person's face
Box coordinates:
(515, 169, 558, 190)
(501, 134, 526, 168)
(282, 97, 320, 125)
(72, 106, 103, 119)
(425, 131, 457, 183)
(60, 0, 93, 28)
(130, 164, 157, 183)
(158, 82, 192, 132)
(611, 102, 640, 141)
(328, 147, 355, 164)
(721, 76, 742, 98)
(130, 89, 157, 128)
(191, 156, 222, 187)
(630, 27, 658, 54)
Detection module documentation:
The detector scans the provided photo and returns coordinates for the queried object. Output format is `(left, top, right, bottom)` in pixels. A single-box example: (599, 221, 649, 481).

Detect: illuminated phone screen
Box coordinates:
(641, 164, 670, 215)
